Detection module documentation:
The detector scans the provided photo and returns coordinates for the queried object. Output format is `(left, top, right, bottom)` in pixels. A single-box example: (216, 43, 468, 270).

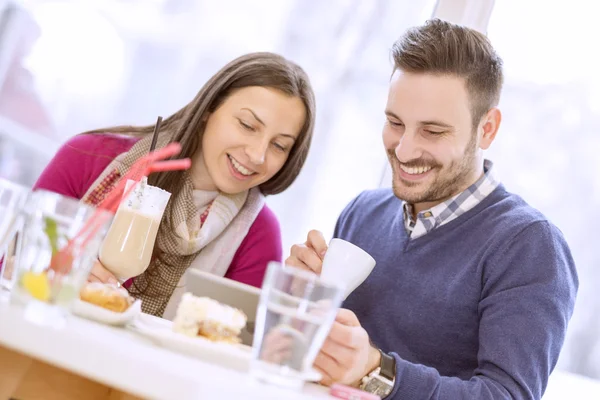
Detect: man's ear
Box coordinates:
(479, 108, 501, 150)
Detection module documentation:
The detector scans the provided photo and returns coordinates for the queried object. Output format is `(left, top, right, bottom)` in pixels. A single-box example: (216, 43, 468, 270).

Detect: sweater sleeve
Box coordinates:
(33, 136, 94, 199)
(385, 221, 578, 400)
(224, 205, 282, 288)
(33, 134, 137, 199)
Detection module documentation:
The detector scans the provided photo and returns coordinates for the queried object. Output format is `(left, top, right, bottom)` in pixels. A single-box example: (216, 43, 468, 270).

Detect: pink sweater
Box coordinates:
(33, 134, 281, 288)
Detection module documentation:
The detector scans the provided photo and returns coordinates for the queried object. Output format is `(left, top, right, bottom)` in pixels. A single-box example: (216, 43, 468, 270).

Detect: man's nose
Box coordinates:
(394, 131, 421, 163)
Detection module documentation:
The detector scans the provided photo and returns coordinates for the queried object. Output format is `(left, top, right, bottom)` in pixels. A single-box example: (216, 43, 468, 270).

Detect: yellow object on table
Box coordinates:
(21, 272, 51, 302)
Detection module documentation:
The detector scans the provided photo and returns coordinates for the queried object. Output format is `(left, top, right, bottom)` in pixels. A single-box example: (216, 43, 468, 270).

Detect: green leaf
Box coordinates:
(44, 217, 60, 255)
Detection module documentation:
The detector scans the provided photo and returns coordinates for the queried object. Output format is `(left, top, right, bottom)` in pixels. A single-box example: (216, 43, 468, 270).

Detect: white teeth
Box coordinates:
(400, 165, 432, 175)
(229, 155, 254, 176)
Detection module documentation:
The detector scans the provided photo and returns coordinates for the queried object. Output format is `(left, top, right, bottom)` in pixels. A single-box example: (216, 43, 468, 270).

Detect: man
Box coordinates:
(286, 19, 577, 399)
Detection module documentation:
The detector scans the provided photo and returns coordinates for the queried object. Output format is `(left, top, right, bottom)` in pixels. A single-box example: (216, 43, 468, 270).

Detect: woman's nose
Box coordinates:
(244, 141, 268, 165)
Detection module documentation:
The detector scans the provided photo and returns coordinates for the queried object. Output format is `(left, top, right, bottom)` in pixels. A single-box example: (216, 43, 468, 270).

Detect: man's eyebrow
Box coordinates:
(385, 109, 400, 120)
(419, 120, 454, 129)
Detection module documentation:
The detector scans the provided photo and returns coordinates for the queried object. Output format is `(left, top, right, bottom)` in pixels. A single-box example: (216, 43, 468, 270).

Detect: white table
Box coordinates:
(0, 298, 334, 400)
(1, 297, 599, 400)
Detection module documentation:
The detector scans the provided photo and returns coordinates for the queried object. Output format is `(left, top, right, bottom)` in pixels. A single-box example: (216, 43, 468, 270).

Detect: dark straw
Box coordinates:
(149, 116, 163, 153)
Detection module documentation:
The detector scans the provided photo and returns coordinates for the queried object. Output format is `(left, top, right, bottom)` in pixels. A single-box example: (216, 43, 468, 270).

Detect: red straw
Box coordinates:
(148, 159, 191, 173)
(49, 142, 190, 274)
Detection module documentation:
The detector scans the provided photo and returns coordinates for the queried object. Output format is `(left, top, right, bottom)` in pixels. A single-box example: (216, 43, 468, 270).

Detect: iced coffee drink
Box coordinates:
(99, 178, 170, 282)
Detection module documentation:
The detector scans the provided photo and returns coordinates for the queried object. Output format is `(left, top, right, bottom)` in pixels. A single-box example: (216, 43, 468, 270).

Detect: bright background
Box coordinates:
(0, 0, 598, 383)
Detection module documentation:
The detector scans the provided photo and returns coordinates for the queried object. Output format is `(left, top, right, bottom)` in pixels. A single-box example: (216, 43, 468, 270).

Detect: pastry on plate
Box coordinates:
(173, 293, 247, 343)
(79, 282, 134, 313)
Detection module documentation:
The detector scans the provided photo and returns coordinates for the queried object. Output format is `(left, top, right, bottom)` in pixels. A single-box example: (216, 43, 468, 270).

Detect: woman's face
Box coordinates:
(192, 86, 306, 194)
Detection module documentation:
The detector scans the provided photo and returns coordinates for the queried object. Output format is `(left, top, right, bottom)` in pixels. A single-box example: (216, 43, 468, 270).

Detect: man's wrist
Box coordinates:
(350, 345, 381, 387)
(351, 345, 381, 387)
(367, 345, 382, 376)
(359, 347, 396, 398)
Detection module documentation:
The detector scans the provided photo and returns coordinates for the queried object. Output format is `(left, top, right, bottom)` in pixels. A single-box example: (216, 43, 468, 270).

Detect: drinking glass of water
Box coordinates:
(250, 261, 345, 389)
(0, 178, 30, 293)
(11, 190, 112, 327)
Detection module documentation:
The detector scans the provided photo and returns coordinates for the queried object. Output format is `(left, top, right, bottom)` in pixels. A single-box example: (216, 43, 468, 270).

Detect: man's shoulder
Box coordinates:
(482, 185, 554, 234)
(477, 186, 573, 270)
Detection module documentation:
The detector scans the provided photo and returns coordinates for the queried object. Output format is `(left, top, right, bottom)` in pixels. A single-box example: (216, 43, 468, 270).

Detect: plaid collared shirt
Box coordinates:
(404, 159, 499, 239)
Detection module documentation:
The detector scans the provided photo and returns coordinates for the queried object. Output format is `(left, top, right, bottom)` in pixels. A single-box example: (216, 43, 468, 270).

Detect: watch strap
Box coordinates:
(379, 350, 396, 381)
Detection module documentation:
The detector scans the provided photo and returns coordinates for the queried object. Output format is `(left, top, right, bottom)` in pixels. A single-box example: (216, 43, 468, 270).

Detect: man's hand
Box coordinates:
(314, 309, 381, 387)
(285, 230, 328, 275)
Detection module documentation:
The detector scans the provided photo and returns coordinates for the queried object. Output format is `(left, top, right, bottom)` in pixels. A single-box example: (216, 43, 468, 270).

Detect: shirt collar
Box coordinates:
(403, 159, 499, 238)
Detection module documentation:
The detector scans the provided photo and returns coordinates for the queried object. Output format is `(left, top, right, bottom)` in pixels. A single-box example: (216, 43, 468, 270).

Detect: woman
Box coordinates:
(34, 52, 316, 318)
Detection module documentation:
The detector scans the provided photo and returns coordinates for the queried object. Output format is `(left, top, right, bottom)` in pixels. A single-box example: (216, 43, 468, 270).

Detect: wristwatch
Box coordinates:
(360, 349, 396, 398)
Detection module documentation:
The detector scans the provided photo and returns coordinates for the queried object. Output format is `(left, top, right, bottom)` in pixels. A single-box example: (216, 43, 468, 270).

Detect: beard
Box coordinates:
(388, 134, 478, 204)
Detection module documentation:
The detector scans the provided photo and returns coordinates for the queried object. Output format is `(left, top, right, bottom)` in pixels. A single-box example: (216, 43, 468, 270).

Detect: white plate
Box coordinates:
(128, 314, 322, 382)
(71, 299, 142, 326)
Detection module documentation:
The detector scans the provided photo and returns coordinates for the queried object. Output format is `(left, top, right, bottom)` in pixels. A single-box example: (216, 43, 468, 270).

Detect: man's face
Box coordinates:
(382, 70, 483, 208)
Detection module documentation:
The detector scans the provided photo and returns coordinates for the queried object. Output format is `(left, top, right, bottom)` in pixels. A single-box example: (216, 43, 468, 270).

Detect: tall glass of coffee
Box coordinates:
(99, 179, 170, 282)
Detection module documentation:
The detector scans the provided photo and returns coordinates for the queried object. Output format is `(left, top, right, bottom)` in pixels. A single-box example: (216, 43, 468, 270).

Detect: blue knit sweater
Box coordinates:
(337, 185, 578, 400)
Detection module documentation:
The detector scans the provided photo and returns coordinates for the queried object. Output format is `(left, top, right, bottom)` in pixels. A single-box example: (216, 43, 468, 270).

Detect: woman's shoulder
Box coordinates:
(225, 204, 282, 287)
(252, 204, 280, 231)
(241, 203, 282, 258)
(54, 133, 140, 187)
(33, 133, 140, 199)
(63, 133, 140, 158)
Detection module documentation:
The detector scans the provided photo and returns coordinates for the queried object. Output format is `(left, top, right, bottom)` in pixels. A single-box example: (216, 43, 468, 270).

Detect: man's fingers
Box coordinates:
(315, 349, 340, 370)
(314, 365, 335, 387)
(320, 337, 355, 366)
(285, 230, 329, 276)
(327, 320, 367, 349)
(307, 230, 328, 258)
(284, 255, 312, 271)
(314, 351, 338, 386)
(288, 244, 323, 275)
(295, 246, 323, 274)
(335, 308, 361, 327)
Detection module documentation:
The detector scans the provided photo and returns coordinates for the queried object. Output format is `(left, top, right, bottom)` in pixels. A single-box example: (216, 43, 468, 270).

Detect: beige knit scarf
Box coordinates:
(83, 133, 265, 317)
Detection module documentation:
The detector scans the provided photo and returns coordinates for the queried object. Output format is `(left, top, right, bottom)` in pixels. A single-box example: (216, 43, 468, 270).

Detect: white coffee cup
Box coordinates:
(320, 238, 376, 298)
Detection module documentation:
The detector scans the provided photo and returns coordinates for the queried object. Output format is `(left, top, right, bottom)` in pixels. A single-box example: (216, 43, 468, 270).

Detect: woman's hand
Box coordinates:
(88, 260, 119, 285)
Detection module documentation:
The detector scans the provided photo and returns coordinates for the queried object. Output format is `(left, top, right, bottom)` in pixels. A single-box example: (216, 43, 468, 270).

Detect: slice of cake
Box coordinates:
(80, 282, 134, 313)
(172, 293, 247, 343)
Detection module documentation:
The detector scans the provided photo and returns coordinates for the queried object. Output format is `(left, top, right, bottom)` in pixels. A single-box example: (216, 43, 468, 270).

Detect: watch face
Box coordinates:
(363, 378, 393, 397)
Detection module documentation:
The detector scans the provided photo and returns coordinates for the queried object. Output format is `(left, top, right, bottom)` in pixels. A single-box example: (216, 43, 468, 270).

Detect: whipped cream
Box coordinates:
(122, 178, 170, 219)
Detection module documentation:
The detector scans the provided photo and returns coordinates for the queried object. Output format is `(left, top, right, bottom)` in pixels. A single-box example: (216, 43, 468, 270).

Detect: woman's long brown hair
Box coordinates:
(84, 52, 316, 296)
(85, 52, 316, 197)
